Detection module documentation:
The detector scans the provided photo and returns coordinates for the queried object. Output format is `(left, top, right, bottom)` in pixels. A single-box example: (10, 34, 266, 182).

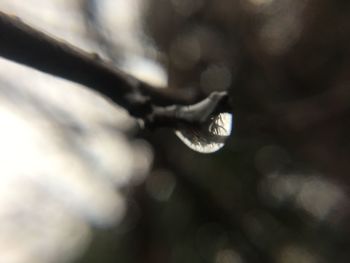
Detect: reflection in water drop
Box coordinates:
(175, 113, 233, 153)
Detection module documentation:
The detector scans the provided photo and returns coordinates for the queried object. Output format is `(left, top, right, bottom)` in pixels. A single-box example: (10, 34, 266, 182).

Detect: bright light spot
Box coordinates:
(247, 0, 274, 6)
(170, 34, 202, 70)
(216, 249, 243, 263)
(130, 139, 154, 185)
(121, 56, 167, 88)
(296, 177, 345, 220)
(262, 172, 346, 221)
(257, 0, 305, 56)
(146, 170, 176, 201)
(265, 173, 302, 203)
(98, 0, 146, 55)
(277, 245, 317, 263)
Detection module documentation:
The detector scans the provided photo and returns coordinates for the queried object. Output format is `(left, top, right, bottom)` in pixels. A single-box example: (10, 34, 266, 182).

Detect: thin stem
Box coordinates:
(0, 11, 231, 128)
(0, 11, 196, 115)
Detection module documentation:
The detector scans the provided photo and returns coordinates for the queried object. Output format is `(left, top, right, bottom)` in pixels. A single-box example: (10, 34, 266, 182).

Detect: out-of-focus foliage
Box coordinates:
(0, 1, 349, 263)
(0, 1, 152, 263)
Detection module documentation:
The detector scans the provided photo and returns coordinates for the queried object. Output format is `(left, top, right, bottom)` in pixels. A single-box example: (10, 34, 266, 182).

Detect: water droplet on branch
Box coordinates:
(175, 112, 233, 153)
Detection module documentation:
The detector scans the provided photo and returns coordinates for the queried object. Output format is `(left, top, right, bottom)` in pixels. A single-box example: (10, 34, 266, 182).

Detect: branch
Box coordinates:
(145, 91, 230, 129)
(0, 11, 229, 126)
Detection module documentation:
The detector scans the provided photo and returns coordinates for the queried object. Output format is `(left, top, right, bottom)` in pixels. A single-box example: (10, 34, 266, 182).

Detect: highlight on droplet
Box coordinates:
(175, 112, 233, 153)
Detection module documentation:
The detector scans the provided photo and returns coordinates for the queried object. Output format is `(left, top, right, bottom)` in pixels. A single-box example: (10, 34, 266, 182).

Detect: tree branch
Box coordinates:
(0, 11, 226, 126)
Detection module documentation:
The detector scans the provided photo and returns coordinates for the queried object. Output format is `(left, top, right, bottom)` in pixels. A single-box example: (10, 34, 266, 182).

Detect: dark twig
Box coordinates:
(0, 11, 231, 129)
(145, 91, 230, 128)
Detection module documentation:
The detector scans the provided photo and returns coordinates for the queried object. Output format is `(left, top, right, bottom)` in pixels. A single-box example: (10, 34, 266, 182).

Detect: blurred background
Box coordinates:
(0, 0, 349, 263)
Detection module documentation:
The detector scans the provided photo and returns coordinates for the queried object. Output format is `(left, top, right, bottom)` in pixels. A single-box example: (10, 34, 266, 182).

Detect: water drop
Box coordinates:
(175, 112, 233, 153)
